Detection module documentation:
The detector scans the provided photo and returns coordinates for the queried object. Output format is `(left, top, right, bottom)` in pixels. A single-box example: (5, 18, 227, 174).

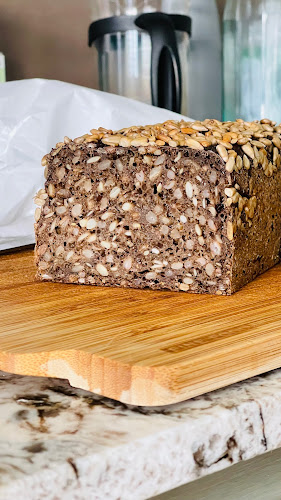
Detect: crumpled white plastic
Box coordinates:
(0, 78, 188, 251)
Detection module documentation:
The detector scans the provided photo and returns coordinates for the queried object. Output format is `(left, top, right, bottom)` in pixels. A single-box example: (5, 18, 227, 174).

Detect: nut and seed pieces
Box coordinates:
(96, 263, 108, 277)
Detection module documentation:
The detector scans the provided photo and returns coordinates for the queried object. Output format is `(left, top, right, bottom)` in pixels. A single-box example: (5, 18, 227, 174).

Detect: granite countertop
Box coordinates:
(1, 369, 281, 500)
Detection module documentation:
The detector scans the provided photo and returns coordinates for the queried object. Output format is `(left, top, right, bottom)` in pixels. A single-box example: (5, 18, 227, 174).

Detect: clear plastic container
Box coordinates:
(89, 1, 191, 113)
(223, 0, 281, 122)
(89, 0, 221, 119)
(93, 27, 190, 110)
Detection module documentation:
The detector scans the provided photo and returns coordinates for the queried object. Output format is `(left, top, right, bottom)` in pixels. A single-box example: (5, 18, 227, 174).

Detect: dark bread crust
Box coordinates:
(231, 157, 281, 291)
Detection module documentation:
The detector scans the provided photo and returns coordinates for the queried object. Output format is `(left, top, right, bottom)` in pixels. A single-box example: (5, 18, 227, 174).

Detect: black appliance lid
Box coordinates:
(88, 13, 192, 46)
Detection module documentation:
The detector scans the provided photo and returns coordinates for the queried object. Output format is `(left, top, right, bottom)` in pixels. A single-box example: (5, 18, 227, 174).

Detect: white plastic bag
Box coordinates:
(0, 78, 188, 251)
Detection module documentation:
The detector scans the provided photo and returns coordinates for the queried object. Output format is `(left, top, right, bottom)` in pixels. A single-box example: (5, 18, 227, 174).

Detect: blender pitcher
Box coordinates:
(88, 1, 192, 114)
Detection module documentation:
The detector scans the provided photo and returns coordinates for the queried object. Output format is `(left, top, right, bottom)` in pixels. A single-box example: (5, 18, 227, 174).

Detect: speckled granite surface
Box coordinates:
(0, 368, 281, 500)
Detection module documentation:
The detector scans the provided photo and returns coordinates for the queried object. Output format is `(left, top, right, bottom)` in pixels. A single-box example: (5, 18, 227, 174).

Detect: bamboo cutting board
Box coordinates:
(1, 250, 281, 406)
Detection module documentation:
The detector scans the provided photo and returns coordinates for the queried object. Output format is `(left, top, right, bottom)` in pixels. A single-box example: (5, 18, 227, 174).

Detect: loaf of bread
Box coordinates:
(34, 119, 281, 295)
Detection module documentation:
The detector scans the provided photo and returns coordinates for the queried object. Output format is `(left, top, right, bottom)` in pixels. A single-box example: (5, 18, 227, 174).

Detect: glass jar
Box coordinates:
(223, 0, 281, 122)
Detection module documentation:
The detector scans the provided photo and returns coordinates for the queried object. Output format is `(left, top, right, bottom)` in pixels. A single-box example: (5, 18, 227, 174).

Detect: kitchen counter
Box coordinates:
(0, 369, 281, 500)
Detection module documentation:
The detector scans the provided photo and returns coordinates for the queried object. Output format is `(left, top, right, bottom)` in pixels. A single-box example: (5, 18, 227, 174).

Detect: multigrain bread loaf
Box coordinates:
(34, 119, 281, 295)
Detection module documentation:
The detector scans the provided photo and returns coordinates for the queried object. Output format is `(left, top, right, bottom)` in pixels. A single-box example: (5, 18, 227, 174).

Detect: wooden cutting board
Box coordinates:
(1, 250, 281, 406)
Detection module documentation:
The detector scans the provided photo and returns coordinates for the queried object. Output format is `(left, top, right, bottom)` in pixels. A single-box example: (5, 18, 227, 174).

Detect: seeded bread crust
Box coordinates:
(34, 119, 281, 295)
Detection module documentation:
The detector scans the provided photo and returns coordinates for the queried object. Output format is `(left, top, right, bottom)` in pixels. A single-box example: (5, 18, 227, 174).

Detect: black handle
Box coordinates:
(135, 12, 182, 113)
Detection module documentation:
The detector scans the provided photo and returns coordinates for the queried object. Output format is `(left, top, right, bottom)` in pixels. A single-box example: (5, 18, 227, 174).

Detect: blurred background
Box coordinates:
(0, 0, 225, 87)
(1, 0, 281, 122)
